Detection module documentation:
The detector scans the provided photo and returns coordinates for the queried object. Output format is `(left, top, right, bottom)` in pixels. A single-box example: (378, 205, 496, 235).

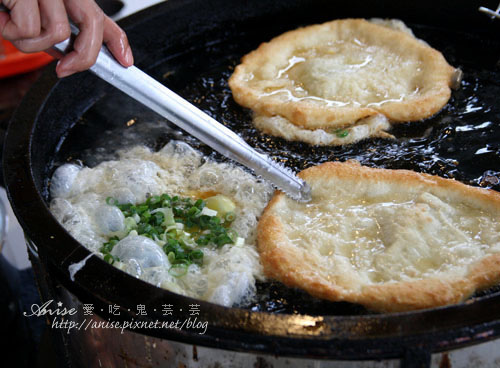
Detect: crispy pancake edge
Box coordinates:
(252, 113, 393, 146)
(229, 19, 456, 130)
(257, 161, 500, 312)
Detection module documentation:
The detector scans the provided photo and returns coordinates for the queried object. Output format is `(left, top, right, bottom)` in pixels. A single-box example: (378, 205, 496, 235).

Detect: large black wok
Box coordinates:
(4, 0, 500, 365)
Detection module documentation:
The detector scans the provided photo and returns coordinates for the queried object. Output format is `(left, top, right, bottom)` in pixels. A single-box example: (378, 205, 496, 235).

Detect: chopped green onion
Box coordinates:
(333, 128, 349, 138)
(187, 206, 200, 217)
(137, 204, 148, 213)
(188, 250, 204, 265)
(179, 234, 196, 248)
(124, 217, 137, 231)
(164, 208, 175, 226)
(167, 251, 175, 264)
(196, 235, 209, 246)
(227, 229, 238, 242)
(169, 263, 188, 277)
(106, 197, 118, 206)
(102, 192, 244, 271)
(153, 212, 164, 226)
(141, 210, 151, 222)
(216, 233, 232, 247)
(224, 212, 236, 222)
(104, 254, 115, 264)
(147, 195, 161, 205)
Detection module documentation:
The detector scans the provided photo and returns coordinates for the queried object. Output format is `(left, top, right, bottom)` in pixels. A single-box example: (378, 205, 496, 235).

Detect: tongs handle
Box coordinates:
(0, 4, 311, 202)
(83, 44, 310, 202)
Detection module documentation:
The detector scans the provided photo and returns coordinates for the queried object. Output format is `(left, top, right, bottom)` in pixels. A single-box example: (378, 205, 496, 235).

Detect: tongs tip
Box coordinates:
(286, 181, 312, 203)
(298, 182, 312, 203)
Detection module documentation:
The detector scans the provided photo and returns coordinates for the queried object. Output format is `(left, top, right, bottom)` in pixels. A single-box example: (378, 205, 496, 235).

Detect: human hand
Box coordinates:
(0, 0, 134, 77)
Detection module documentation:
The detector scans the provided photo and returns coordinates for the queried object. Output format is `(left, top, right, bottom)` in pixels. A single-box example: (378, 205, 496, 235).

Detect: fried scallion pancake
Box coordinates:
(257, 161, 500, 312)
(253, 113, 392, 146)
(229, 19, 457, 145)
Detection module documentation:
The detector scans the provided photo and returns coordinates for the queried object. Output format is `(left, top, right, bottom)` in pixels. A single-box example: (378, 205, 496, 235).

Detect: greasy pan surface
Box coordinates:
(4, 0, 500, 359)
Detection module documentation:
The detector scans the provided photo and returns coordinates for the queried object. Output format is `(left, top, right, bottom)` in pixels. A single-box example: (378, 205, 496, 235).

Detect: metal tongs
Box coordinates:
(479, 2, 500, 19)
(0, 5, 311, 202)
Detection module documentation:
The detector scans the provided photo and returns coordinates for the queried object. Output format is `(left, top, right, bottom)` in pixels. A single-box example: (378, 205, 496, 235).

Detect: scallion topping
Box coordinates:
(168, 263, 188, 277)
(100, 193, 240, 276)
(225, 211, 236, 222)
(106, 197, 119, 206)
(333, 128, 349, 138)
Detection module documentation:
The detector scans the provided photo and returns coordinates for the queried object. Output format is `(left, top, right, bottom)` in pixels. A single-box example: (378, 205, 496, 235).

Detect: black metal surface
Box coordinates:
(3, 0, 500, 360)
(0, 70, 42, 186)
(95, 0, 124, 17)
(0, 255, 37, 367)
(402, 348, 432, 368)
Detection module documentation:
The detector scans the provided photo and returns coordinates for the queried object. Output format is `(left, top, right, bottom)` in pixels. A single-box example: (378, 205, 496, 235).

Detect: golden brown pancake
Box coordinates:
(229, 19, 457, 145)
(257, 161, 500, 312)
(252, 113, 393, 146)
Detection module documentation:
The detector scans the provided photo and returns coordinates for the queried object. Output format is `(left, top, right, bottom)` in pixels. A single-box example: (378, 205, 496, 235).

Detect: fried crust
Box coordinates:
(257, 162, 500, 312)
(229, 19, 455, 130)
(253, 113, 393, 146)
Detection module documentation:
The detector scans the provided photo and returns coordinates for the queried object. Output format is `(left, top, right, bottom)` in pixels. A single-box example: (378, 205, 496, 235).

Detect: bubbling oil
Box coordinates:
(53, 23, 500, 315)
(173, 25, 500, 314)
(179, 66, 500, 193)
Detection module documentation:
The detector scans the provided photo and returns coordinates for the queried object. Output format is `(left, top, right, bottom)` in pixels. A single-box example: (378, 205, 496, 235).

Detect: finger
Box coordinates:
(1, 0, 41, 40)
(57, 0, 104, 77)
(0, 12, 9, 34)
(12, 0, 70, 53)
(103, 15, 133, 67)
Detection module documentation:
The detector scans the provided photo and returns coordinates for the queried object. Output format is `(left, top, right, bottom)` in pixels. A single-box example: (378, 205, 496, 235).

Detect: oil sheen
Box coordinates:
(51, 21, 500, 315)
(50, 142, 273, 307)
(280, 189, 500, 284)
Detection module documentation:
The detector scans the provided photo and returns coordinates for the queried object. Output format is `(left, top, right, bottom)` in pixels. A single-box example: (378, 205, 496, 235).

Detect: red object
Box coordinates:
(0, 38, 54, 78)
